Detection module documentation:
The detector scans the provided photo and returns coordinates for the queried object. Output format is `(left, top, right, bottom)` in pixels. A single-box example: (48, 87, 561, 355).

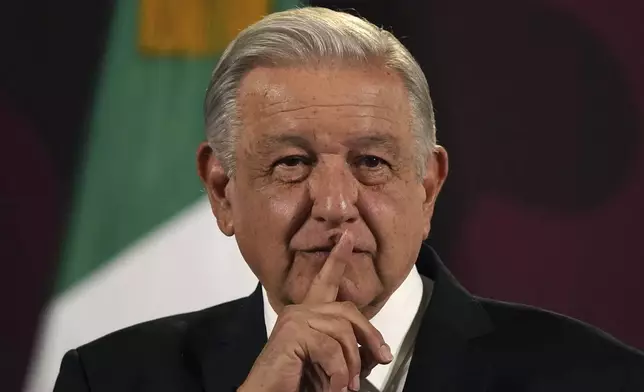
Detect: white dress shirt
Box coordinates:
(262, 265, 424, 392)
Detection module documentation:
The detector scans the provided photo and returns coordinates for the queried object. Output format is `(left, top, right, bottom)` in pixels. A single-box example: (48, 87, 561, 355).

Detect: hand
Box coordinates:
(238, 232, 393, 392)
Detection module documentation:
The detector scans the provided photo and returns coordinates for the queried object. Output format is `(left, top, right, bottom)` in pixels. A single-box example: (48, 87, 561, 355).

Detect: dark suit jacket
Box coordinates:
(54, 245, 644, 391)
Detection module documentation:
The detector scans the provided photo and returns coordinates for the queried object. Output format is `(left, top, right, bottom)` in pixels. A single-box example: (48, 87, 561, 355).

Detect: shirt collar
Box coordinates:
(262, 265, 424, 390)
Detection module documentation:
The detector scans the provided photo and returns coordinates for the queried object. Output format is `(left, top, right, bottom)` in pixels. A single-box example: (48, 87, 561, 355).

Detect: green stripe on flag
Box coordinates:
(56, 0, 304, 293)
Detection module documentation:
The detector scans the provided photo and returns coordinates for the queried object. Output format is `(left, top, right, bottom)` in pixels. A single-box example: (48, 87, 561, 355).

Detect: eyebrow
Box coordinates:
(258, 134, 313, 153)
(346, 135, 400, 157)
(256, 133, 401, 157)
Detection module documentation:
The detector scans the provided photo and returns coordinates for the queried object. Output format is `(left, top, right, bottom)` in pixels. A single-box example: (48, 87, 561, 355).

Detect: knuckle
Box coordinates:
(281, 304, 300, 317)
(339, 317, 353, 331)
(340, 301, 357, 313)
(348, 357, 361, 376)
(275, 311, 304, 334)
(326, 356, 349, 379)
(329, 343, 351, 374)
(278, 316, 297, 330)
(334, 366, 350, 382)
(336, 371, 351, 389)
(281, 305, 306, 322)
(373, 327, 385, 343)
(321, 335, 343, 356)
(337, 319, 355, 338)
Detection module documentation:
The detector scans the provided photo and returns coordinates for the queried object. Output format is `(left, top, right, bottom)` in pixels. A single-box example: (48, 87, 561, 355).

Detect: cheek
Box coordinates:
(361, 183, 425, 239)
(233, 186, 307, 285)
(268, 195, 300, 220)
(233, 182, 300, 235)
(360, 184, 426, 273)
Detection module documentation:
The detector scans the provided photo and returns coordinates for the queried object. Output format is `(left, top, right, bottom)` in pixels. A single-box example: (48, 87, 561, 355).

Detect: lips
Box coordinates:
(297, 249, 373, 263)
(301, 250, 332, 263)
(300, 248, 373, 257)
(291, 230, 376, 258)
(301, 244, 372, 253)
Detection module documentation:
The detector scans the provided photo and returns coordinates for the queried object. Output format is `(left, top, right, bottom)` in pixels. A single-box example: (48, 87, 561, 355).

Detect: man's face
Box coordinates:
(199, 64, 447, 317)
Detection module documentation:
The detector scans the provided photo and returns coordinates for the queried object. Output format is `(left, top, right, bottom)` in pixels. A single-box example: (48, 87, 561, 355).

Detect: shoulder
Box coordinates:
(478, 298, 641, 356)
(70, 296, 248, 378)
(475, 298, 644, 387)
(54, 294, 260, 391)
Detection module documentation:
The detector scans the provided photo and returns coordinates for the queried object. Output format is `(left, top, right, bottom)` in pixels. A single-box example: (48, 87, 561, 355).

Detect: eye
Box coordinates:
(273, 155, 310, 168)
(356, 155, 388, 169)
(354, 155, 392, 185)
(271, 155, 313, 183)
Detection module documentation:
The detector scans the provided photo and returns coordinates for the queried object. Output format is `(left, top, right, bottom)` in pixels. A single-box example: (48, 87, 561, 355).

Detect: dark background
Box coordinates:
(2, 1, 643, 391)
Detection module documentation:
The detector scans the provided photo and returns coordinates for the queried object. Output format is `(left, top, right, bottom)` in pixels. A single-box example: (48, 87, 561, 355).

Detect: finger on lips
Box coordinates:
(282, 230, 392, 392)
(303, 230, 354, 304)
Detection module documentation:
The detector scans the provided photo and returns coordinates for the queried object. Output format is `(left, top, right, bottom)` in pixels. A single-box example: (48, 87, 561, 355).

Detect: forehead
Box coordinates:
(236, 65, 411, 142)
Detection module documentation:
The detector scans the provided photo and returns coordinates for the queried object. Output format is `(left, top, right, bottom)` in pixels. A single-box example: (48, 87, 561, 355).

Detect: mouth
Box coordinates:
(298, 247, 373, 261)
(304, 244, 372, 253)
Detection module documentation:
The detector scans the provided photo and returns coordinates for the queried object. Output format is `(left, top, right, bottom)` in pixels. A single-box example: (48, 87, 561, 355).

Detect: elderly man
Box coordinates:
(54, 7, 643, 392)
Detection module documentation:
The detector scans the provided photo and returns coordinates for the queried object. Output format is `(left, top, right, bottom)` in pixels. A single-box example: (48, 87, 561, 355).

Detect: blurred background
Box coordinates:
(2, 0, 643, 391)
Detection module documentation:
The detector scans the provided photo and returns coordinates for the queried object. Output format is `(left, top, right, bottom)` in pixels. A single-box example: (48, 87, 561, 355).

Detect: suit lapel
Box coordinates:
(184, 244, 495, 392)
(185, 284, 267, 392)
(403, 244, 495, 392)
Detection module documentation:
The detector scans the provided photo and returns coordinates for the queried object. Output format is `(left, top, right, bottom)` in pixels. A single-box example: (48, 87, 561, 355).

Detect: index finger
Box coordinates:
(303, 231, 354, 304)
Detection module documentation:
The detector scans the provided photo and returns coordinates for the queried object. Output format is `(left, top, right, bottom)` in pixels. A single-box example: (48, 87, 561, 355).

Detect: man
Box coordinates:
(54, 7, 643, 392)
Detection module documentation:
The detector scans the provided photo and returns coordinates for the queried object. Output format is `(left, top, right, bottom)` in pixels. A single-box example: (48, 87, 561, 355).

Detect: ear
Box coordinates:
(197, 141, 235, 236)
(421, 145, 449, 238)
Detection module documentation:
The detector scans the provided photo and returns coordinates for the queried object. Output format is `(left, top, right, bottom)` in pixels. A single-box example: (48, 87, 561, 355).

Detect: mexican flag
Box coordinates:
(25, 1, 301, 391)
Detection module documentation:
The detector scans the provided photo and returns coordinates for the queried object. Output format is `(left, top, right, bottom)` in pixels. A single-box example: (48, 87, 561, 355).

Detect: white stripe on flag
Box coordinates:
(24, 197, 257, 392)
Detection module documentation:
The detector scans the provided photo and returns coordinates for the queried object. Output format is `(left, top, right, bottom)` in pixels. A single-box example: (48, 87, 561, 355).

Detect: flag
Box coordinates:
(25, 1, 301, 391)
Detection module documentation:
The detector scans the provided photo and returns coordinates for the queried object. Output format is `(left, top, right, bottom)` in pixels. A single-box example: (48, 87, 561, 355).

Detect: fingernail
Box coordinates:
(341, 388, 348, 392)
(380, 344, 393, 362)
(350, 375, 360, 391)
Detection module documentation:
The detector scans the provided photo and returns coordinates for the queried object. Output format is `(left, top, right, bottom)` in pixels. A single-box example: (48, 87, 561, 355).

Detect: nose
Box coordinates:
(308, 158, 359, 226)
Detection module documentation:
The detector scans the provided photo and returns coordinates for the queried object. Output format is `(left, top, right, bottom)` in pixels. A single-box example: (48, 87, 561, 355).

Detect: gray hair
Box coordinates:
(204, 7, 436, 178)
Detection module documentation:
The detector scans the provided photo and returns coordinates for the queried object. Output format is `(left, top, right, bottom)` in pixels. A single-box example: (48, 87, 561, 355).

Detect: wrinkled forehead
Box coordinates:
(236, 65, 411, 129)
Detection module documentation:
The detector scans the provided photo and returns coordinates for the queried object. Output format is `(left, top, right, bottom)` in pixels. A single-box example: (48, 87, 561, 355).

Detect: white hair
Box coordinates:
(204, 6, 436, 177)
